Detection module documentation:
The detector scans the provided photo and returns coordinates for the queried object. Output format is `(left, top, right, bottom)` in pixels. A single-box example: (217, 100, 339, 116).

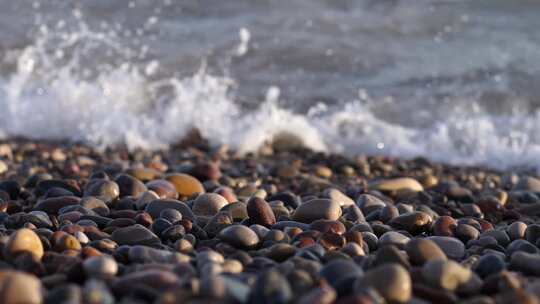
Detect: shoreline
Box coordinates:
(0, 138, 539, 302)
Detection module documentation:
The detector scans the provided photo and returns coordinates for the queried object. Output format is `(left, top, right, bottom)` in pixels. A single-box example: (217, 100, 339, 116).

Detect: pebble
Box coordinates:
(145, 199, 195, 221)
(510, 251, 540, 276)
(114, 174, 147, 198)
(292, 199, 342, 223)
(83, 256, 118, 278)
(323, 188, 354, 207)
(218, 225, 260, 249)
(112, 270, 179, 296)
(422, 260, 472, 291)
(247, 197, 277, 227)
(426, 236, 465, 260)
(146, 179, 178, 200)
(475, 254, 505, 278)
(378, 231, 410, 249)
(35, 196, 80, 214)
(355, 263, 411, 303)
(320, 259, 364, 290)
(249, 269, 292, 304)
(165, 173, 205, 198)
(370, 177, 424, 193)
(405, 238, 447, 266)
(4, 228, 44, 261)
(389, 211, 432, 234)
(84, 180, 120, 203)
(0, 271, 43, 304)
(192, 193, 229, 216)
(111, 224, 160, 246)
(507, 221, 527, 240)
(356, 194, 386, 214)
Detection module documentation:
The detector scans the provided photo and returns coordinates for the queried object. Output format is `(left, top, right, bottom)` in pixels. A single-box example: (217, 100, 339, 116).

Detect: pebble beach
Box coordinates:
(0, 136, 539, 304)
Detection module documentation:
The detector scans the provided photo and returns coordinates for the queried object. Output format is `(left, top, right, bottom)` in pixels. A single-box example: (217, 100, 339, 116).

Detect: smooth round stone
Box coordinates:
(510, 251, 540, 276)
(297, 287, 336, 304)
(373, 245, 410, 269)
(389, 211, 432, 234)
(159, 208, 183, 223)
(515, 176, 540, 192)
(310, 220, 346, 235)
(370, 177, 424, 193)
(506, 239, 538, 256)
(247, 197, 276, 227)
(128, 245, 189, 264)
(45, 284, 81, 304)
(250, 224, 270, 239)
(525, 224, 540, 244)
(320, 259, 364, 290)
(111, 224, 160, 246)
(80, 197, 110, 216)
(35, 196, 80, 214)
(422, 260, 472, 291)
(507, 221, 527, 240)
(5, 228, 44, 261)
(54, 234, 82, 252)
(82, 280, 114, 304)
(433, 216, 457, 237)
(192, 193, 229, 216)
(455, 224, 480, 243)
(268, 192, 300, 209)
(482, 230, 510, 247)
(25, 173, 53, 188)
(126, 167, 161, 182)
(218, 225, 259, 249)
(379, 206, 399, 223)
(197, 250, 225, 265)
(315, 165, 333, 178)
(166, 173, 205, 198)
(222, 259, 243, 274)
(426, 236, 465, 260)
(405, 238, 447, 266)
(114, 174, 147, 198)
(378, 231, 410, 249)
(83, 256, 118, 278)
(145, 199, 195, 221)
(356, 194, 386, 214)
(213, 186, 237, 203)
(292, 199, 342, 223)
(134, 190, 160, 210)
(112, 270, 179, 296)
(355, 264, 411, 303)
(146, 179, 178, 200)
(84, 180, 120, 203)
(35, 179, 81, 197)
(323, 188, 354, 207)
(220, 202, 248, 221)
(0, 271, 43, 304)
(475, 254, 505, 278)
(248, 269, 292, 304)
(266, 243, 297, 262)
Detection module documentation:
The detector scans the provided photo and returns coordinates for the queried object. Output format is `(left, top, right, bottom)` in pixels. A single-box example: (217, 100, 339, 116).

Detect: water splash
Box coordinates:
(1, 9, 540, 172)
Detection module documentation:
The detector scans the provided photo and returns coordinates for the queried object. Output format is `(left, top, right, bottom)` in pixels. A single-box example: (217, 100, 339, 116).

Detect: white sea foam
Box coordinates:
(1, 15, 540, 172)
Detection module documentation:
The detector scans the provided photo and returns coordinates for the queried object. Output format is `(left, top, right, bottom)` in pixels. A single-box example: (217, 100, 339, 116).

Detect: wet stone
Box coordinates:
(292, 199, 342, 223)
(247, 197, 276, 227)
(5, 228, 44, 261)
(355, 263, 411, 303)
(111, 224, 160, 246)
(145, 199, 195, 221)
(405, 238, 447, 266)
(426, 236, 465, 260)
(192, 193, 229, 216)
(218, 225, 259, 249)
